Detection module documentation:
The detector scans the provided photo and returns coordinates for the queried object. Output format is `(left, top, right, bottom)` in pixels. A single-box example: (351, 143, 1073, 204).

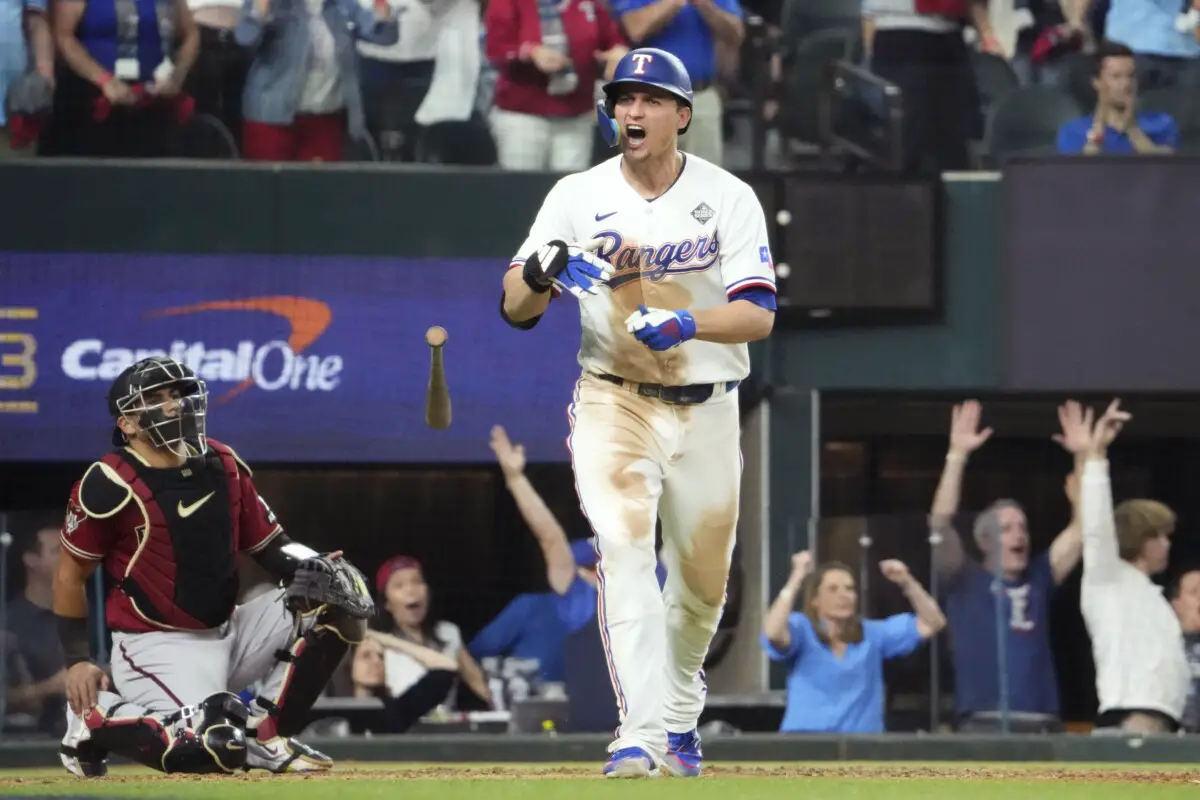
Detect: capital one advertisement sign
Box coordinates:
(0, 253, 584, 462)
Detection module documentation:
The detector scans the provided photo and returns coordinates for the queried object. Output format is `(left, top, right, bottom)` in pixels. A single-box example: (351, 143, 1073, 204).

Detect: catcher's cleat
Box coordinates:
(244, 735, 333, 773)
(60, 703, 109, 778)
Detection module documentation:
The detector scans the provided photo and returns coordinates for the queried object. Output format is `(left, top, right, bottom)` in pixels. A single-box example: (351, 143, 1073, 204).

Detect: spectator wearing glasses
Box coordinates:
(928, 400, 1084, 730)
(1078, 399, 1189, 735)
(609, 0, 743, 165)
(1056, 40, 1177, 154)
(235, 0, 399, 162)
(485, 0, 628, 171)
(1, 0, 53, 157)
(46, 0, 199, 156)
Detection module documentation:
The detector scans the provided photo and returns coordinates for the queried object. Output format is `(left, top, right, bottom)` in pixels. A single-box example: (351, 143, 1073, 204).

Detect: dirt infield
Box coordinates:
(3, 764, 1199, 786)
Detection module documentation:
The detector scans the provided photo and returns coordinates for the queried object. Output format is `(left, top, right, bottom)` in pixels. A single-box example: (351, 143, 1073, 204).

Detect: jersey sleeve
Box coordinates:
(238, 473, 284, 554)
(509, 178, 577, 273)
(59, 482, 115, 562)
(718, 181, 777, 300)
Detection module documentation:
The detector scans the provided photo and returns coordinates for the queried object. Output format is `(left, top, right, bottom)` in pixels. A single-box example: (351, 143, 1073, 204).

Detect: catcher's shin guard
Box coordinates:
(70, 691, 249, 775)
(253, 605, 367, 740)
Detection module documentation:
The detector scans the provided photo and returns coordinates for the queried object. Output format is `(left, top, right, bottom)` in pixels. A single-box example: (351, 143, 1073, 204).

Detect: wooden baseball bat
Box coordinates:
(425, 326, 451, 430)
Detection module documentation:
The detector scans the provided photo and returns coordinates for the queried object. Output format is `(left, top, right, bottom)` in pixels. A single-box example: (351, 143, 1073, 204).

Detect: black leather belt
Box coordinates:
(597, 373, 739, 405)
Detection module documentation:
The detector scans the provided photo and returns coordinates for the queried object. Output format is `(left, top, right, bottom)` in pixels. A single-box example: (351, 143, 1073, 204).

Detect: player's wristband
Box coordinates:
(56, 614, 92, 667)
(521, 253, 552, 294)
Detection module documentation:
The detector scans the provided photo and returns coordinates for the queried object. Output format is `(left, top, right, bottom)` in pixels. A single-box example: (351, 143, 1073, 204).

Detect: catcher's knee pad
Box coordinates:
(162, 692, 250, 774)
(85, 691, 249, 774)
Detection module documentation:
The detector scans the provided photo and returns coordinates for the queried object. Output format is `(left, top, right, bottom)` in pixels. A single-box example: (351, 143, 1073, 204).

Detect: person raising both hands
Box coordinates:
(929, 399, 1085, 730)
(1077, 399, 1190, 735)
(761, 551, 945, 733)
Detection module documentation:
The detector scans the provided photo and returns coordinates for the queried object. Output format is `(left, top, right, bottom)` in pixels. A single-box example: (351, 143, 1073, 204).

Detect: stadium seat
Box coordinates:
(983, 85, 1084, 164)
(1058, 52, 1097, 111)
(344, 130, 382, 163)
(777, 28, 859, 146)
(778, 0, 860, 43)
(971, 51, 1020, 113)
(177, 113, 239, 160)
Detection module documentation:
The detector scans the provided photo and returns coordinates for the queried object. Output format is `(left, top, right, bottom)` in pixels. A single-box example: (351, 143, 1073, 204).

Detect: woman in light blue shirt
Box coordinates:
(761, 553, 945, 733)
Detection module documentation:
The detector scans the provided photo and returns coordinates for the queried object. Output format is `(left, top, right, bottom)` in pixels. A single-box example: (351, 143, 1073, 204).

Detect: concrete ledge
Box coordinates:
(3, 733, 1199, 770)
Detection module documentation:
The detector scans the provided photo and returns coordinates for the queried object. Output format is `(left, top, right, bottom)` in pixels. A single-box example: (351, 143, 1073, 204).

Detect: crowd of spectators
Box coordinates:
(5, 403, 1199, 739)
(6, 0, 1200, 168)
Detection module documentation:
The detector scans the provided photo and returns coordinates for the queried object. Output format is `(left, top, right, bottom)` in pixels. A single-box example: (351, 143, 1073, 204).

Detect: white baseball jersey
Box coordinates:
(510, 153, 777, 386)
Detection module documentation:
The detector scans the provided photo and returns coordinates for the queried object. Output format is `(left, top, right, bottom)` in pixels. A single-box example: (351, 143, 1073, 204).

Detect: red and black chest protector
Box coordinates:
(104, 445, 244, 631)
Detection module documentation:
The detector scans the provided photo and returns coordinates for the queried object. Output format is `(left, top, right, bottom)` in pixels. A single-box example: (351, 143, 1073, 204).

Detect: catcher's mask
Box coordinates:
(108, 357, 209, 458)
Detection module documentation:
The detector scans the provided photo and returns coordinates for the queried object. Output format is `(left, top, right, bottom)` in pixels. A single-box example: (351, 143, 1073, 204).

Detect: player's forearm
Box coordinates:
(502, 268, 552, 323)
(251, 533, 318, 581)
(620, 0, 685, 42)
(690, 299, 774, 344)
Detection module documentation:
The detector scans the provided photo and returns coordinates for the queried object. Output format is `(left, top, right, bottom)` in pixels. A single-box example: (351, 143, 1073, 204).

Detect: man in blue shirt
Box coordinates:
(929, 400, 1086, 729)
(1, 0, 52, 158)
(609, 0, 744, 164)
(1057, 41, 1179, 154)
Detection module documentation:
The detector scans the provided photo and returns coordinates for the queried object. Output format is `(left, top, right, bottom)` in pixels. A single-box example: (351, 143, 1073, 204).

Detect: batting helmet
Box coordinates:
(597, 48, 694, 147)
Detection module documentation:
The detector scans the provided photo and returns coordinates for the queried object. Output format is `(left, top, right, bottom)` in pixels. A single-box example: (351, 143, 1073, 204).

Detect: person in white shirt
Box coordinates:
(1078, 398, 1190, 735)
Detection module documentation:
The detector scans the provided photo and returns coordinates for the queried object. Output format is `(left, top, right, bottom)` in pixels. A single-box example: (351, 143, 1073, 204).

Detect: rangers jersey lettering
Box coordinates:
(510, 154, 776, 386)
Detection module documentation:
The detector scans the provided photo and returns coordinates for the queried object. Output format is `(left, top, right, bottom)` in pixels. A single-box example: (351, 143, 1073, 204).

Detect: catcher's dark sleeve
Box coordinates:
(251, 533, 317, 582)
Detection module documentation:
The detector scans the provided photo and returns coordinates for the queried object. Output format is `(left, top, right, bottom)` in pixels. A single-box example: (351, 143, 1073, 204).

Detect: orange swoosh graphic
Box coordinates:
(146, 296, 333, 404)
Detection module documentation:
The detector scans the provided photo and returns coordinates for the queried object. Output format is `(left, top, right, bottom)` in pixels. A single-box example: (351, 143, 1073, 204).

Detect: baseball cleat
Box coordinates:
(244, 735, 333, 773)
(603, 746, 660, 778)
(60, 704, 109, 778)
(663, 729, 703, 777)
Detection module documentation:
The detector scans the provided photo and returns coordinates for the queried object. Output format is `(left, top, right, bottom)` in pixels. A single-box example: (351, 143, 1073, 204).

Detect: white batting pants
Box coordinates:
(566, 373, 740, 760)
(489, 108, 595, 172)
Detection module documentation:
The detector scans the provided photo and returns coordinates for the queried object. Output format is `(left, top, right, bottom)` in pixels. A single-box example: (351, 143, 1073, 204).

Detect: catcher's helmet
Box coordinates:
(108, 356, 209, 457)
(597, 47, 694, 147)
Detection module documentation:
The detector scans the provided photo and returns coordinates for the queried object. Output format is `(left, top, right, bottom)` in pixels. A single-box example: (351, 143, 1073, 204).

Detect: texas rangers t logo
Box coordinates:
(631, 53, 654, 75)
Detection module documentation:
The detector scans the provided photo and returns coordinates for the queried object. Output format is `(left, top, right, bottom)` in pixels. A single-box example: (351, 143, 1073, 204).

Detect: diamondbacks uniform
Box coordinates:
(61, 438, 296, 711)
(507, 152, 776, 760)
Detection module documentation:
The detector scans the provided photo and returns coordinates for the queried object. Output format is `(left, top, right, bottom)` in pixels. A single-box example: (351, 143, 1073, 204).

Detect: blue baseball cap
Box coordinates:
(569, 537, 669, 588)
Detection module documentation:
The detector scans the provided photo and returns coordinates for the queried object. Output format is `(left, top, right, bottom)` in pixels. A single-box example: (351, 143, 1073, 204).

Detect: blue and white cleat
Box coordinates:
(603, 746, 660, 778)
(663, 729, 703, 777)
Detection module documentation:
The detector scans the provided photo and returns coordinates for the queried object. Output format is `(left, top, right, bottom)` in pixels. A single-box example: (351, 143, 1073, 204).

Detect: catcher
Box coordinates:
(55, 356, 375, 777)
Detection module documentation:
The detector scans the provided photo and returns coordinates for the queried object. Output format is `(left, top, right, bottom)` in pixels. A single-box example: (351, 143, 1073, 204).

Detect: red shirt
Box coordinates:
(486, 0, 626, 117)
(60, 439, 282, 633)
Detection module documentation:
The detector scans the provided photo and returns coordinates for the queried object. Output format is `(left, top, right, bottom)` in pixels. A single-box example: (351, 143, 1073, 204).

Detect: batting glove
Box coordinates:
(625, 304, 697, 351)
(522, 239, 613, 299)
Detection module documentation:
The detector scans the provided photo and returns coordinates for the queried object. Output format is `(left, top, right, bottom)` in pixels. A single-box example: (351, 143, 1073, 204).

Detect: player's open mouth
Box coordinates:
(626, 125, 647, 147)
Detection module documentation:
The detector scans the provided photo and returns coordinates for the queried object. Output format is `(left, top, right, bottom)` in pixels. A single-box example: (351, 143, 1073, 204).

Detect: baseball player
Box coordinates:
(54, 356, 375, 777)
(498, 47, 776, 778)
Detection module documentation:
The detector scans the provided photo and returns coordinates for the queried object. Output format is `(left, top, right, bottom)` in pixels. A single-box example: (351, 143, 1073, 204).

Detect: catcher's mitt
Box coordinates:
(284, 555, 375, 619)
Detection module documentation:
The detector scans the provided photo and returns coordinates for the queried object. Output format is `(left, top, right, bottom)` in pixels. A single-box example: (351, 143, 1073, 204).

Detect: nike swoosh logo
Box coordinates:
(595, 211, 618, 221)
(178, 492, 215, 518)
